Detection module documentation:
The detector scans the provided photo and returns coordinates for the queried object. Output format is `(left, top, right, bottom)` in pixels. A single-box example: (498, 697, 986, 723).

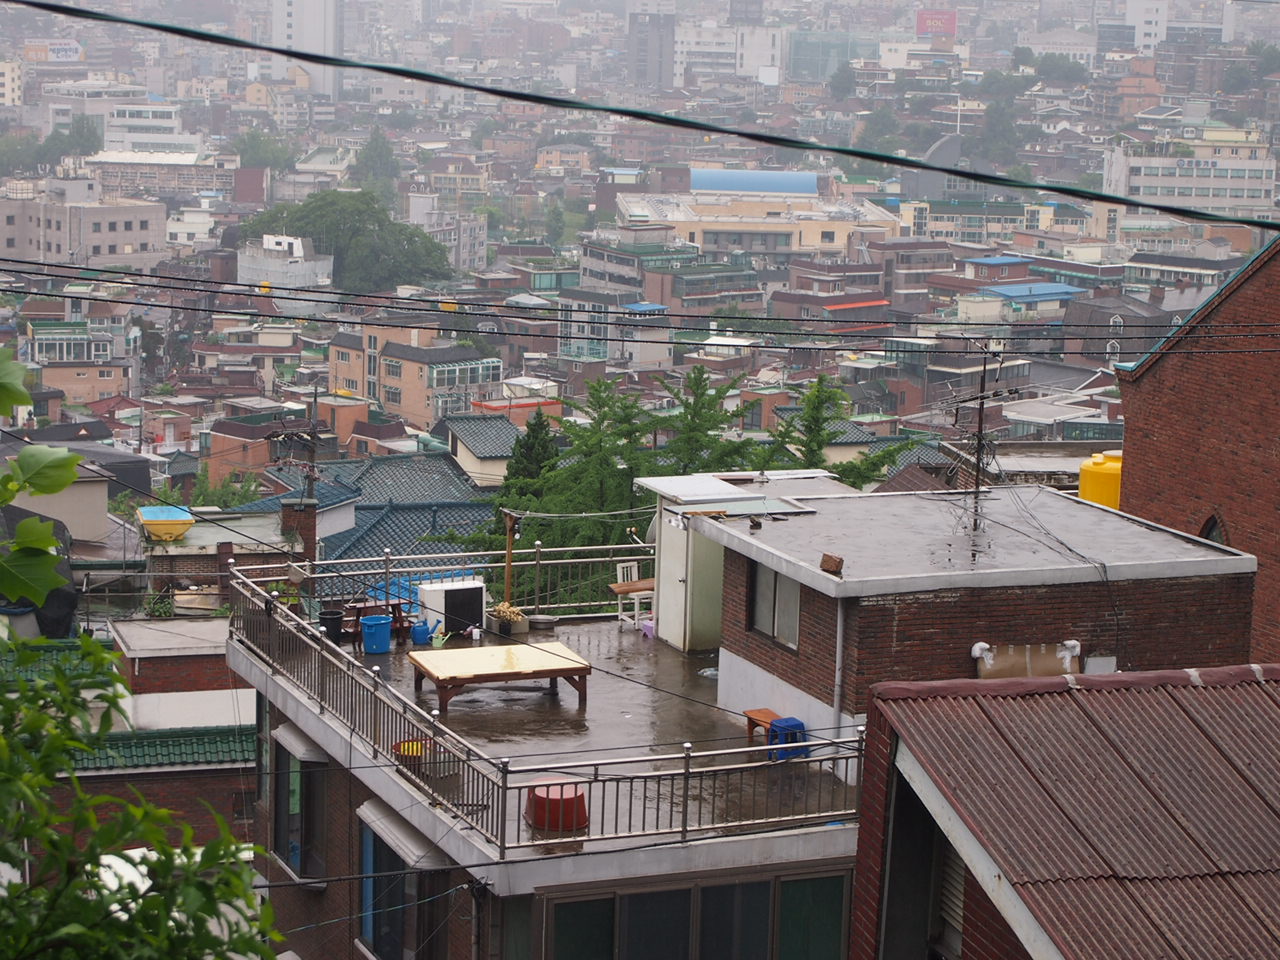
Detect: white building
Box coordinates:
(271, 0, 344, 99)
(404, 188, 487, 274)
(1125, 0, 1168, 56)
(672, 21, 785, 87)
(237, 234, 335, 314)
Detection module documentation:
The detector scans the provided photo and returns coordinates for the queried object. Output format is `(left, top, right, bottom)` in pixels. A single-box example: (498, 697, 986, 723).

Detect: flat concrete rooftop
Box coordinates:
(360, 620, 742, 764)
(691, 485, 1256, 598)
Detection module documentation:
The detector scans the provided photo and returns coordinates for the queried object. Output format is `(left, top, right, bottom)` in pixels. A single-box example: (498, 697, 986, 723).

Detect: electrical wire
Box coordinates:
(0, 254, 1238, 332)
(5, 283, 1275, 355)
(6, 0, 1280, 233)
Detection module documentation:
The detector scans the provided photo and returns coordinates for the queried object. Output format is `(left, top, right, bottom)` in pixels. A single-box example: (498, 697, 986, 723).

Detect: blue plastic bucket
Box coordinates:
(360, 615, 393, 654)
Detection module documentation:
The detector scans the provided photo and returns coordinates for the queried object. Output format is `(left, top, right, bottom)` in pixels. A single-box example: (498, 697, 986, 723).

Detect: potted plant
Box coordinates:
(487, 601, 527, 637)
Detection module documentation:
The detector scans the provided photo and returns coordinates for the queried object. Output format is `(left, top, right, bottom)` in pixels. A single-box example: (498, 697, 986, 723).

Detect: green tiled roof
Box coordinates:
(75, 725, 256, 772)
(437, 414, 520, 459)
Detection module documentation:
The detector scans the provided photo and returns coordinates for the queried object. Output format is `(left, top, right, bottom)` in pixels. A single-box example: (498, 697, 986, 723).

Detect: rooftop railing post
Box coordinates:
(856, 725, 866, 808)
(497, 758, 510, 860)
(681, 741, 693, 841)
(533, 540, 542, 615)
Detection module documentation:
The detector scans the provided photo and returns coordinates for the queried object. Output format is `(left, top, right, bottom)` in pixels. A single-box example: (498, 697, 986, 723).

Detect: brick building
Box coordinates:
(676, 480, 1254, 733)
(1118, 239, 1280, 661)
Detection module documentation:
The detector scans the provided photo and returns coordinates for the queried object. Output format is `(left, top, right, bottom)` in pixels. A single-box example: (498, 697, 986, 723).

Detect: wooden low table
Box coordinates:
(408, 641, 591, 712)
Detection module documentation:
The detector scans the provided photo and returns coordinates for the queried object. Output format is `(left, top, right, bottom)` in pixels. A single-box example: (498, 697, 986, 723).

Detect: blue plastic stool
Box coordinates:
(767, 717, 810, 760)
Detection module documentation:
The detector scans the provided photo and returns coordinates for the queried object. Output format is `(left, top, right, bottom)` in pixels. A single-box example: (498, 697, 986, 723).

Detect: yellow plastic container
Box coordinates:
(1079, 450, 1122, 509)
(136, 506, 196, 541)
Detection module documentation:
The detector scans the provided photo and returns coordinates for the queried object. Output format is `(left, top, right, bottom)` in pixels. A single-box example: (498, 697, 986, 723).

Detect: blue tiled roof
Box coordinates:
(265, 452, 477, 504)
(689, 169, 819, 194)
(437, 415, 521, 459)
(322, 501, 495, 564)
(236, 480, 361, 513)
(978, 282, 1086, 302)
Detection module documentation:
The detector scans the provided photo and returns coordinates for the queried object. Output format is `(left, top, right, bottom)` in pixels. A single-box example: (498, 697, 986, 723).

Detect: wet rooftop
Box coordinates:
(355, 619, 742, 764)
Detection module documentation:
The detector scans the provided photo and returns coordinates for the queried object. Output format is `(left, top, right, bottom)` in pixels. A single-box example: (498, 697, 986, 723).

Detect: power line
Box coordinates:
(6, 0, 1280, 233)
(5, 284, 1276, 355)
(0, 254, 1235, 334)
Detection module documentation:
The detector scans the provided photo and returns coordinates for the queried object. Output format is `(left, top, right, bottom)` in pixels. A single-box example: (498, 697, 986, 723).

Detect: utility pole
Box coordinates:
(936, 340, 1018, 548)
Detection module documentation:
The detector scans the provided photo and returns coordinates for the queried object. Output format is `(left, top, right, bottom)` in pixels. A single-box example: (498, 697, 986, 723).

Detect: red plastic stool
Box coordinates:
(524, 782, 589, 832)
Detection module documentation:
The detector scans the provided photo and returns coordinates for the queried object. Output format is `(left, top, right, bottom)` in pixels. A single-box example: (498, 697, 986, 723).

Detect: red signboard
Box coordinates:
(916, 9, 957, 37)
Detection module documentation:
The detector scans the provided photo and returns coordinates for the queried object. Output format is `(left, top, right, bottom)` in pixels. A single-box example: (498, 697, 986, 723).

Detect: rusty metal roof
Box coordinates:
(874, 665, 1280, 960)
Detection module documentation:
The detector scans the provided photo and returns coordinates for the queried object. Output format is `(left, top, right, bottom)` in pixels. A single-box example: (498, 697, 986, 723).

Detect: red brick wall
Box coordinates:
(1118, 248, 1279, 661)
(120, 652, 248, 695)
(75, 767, 252, 844)
(848, 705, 895, 960)
(722, 549, 1254, 716)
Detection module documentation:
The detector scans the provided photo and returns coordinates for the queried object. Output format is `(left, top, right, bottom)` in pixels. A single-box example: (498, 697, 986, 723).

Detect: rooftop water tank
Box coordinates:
(1079, 450, 1122, 510)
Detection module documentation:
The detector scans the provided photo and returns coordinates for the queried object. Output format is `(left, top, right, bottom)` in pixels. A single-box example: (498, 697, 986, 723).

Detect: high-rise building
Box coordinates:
(626, 0, 676, 90)
(272, 0, 344, 100)
(0, 61, 23, 107)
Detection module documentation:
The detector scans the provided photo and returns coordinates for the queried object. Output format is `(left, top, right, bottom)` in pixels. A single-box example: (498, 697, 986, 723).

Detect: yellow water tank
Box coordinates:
(1079, 450, 1122, 509)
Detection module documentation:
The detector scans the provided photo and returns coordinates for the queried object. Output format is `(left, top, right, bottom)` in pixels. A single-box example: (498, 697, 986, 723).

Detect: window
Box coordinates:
(336, 350, 350, 363)
(98, 369, 113, 378)
(367, 334, 378, 349)
(383, 359, 402, 378)
(108, 245, 117, 255)
(124, 220, 133, 231)
(108, 221, 117, 232)
(551, 875, 845, 960)
(271, 733, 326, 877)
(3, 239, 11, 249)
(1199, 514, 1227, 545)
(139, 219, 149, 230)
(749, 561, 800, 649)
(359, 826, 405, 960)
(3, 215, 11, 225)
(820, 231, 835, 244)
(343, 378, 359, 391)
(92, 244, 101, 255)
(384, 386, 402, 405)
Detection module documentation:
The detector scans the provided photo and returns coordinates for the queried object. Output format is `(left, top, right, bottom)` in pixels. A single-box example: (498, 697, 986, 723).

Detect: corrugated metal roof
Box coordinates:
(875, 667, 1280, 960)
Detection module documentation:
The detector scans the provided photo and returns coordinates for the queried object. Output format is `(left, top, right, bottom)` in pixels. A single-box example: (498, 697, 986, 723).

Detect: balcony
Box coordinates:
(228, 546, 861, 859)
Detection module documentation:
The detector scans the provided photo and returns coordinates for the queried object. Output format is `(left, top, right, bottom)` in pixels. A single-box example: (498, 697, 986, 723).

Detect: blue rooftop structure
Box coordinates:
(978, 282, 1087, 303)
(623, 302, 669, 313)
(689, 169, 820, 194)
(968, 256, 1030, 266)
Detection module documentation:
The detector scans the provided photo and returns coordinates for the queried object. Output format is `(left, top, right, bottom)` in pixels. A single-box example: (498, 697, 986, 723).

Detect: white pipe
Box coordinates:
(832, 597, 846, 739)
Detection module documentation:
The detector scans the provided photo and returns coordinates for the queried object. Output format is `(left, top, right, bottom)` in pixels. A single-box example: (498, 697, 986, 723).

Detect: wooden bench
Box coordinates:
(744, 707, 781, 740)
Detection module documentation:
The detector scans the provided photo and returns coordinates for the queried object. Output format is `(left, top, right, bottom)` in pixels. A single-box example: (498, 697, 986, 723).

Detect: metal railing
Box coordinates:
(241, 542, 654, 618)
(228, 564, 861, 857)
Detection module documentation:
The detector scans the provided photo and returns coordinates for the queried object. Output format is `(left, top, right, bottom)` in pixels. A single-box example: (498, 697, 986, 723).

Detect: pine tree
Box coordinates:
(657, 366, 756, 475)
(503, 408, 558, 499)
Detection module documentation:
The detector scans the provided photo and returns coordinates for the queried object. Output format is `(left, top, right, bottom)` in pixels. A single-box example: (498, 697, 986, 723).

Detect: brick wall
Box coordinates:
(722, 548, 1254, 716)
(119, 651, 248, 695)
(74, 767, 252, 844)
(1118, 246, 1280, 662)
(848, 704, 894, 960)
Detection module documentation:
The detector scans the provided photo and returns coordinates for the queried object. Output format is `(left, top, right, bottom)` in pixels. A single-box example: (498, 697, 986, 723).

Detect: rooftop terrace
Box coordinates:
(228, 544, 861, 859)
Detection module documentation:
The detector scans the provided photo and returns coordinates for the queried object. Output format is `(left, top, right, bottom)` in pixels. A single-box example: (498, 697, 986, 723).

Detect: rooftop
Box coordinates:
(874, 664, 1280, 960)
(690, 485, 1254, 598)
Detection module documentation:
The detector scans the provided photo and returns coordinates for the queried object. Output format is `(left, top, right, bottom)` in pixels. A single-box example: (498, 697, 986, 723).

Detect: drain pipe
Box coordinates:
(831, 597, 846, 744)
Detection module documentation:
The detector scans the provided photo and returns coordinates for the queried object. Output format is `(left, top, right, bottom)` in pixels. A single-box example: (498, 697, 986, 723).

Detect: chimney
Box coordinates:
(1148, 285, 1165, 304)
(280, 497, 318, 561)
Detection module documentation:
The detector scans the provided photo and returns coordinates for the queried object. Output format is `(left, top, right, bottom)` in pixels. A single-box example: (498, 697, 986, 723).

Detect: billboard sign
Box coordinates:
(916, 10, 957, 37)
(23, 39, 85, 63)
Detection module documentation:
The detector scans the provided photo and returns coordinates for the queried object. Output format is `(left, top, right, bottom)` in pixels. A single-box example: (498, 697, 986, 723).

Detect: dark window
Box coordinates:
(749, 561, 799, 648)
(107, 245, 117, 255)
(139, 219, 149, 230)
(271, 740, 325, 877)
(1199, 515, 1227, 545)
(91, 245, 101, 255)
(359, 826, 405, 960)
(108, 221, 117, 232)
(554, 899, 614, 960)
(92, 222, 101, 232)
(4, 215, 12, 225)
(124, 221, 133, 231)
(3, 238, 12, 248)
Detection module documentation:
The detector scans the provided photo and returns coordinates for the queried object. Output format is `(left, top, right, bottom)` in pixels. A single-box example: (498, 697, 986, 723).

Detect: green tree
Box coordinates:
(545, 203, 565, 246)
(241, 190, 451, 291)
(1222, 63, 1255, 95)
(1034, 53, 1089, 86)
(830, 438, 916, 488)
(656, 366, 757, 475)
(354, 127, 400, 182)
(1012, 46, 1035, 68)
(232, 128, 296, 170)
(502, 408, 559, 499)
(0, 349, 277, 959)
(785, 375, 849, 468)
(1004, 163, 1034, 183)
(828, 62, 856, 100)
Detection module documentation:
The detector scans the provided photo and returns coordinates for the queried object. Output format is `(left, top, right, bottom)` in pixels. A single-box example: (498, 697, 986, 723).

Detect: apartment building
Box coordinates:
(83, 151, 245, 200)
(328, 330, 502, 428)
(0, 178, 166, 268)
(0, 61, 23, 107)
(579, 222, 700, 295)
(898, 199, 1087, 244)
(1102, 126, 1277, 222)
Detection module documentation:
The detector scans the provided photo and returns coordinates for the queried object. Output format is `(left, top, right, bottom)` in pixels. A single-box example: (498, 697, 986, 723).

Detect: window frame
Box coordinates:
(748, 560, 800, 650)
(270, 731, 326, 879)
